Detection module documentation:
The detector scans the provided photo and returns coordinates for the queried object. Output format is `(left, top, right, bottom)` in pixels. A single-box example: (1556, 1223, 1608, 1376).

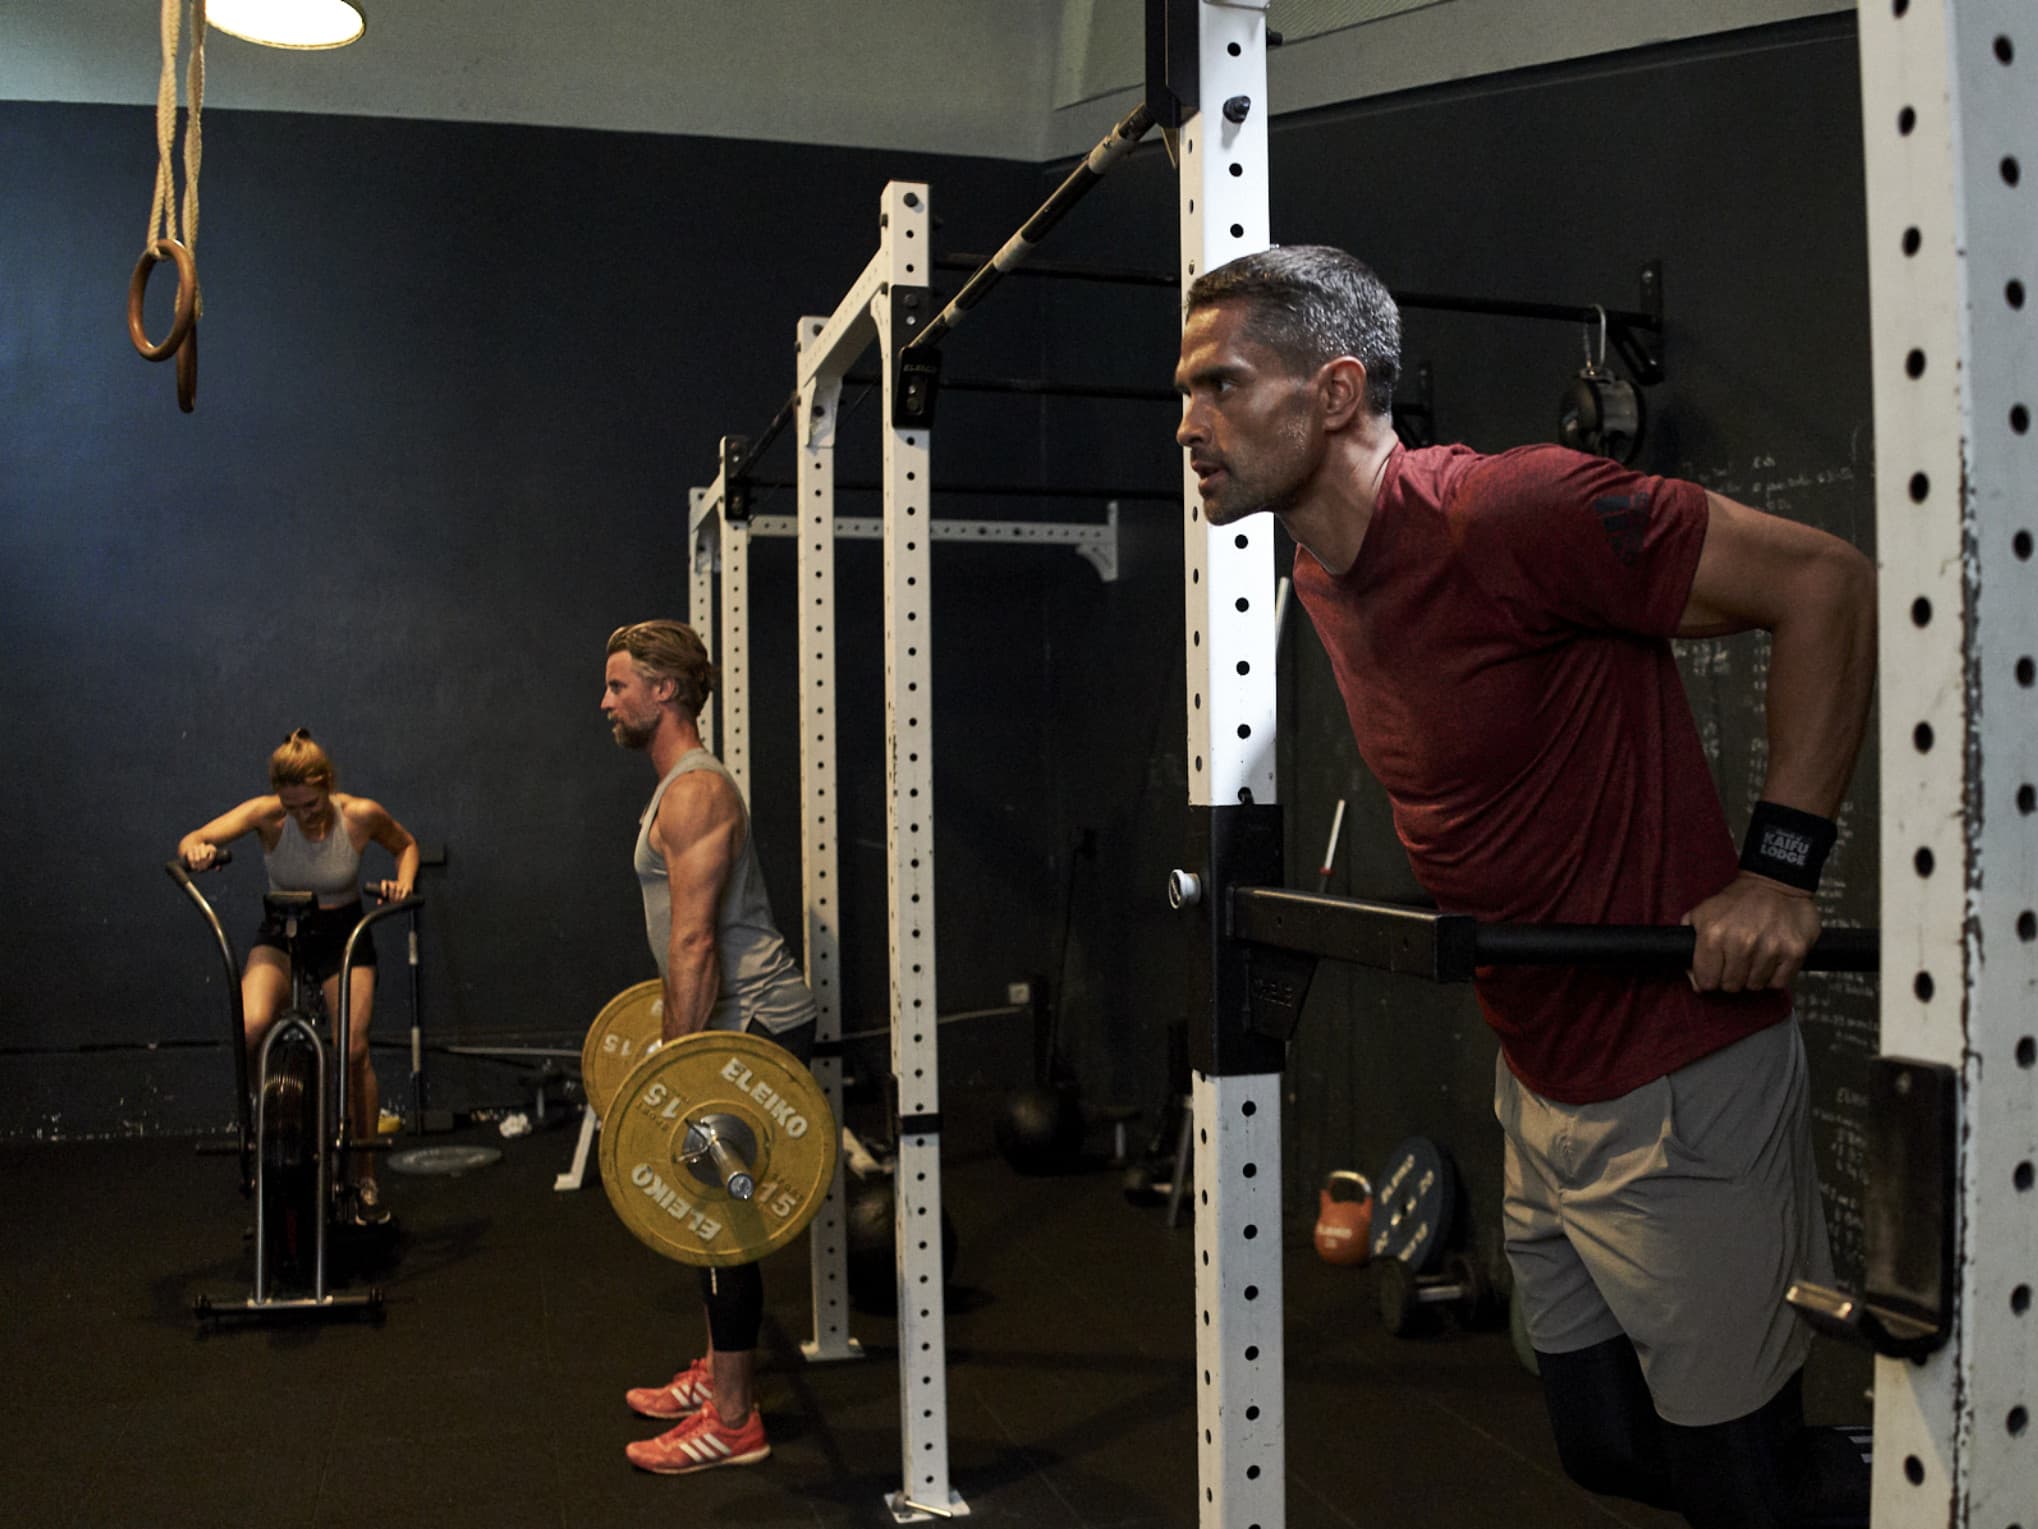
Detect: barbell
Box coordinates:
(580, 982, 838, 1269)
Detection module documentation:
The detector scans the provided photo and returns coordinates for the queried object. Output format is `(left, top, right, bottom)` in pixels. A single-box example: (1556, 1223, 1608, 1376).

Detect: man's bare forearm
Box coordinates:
(1758, 544, 1876, 818)
(661, 940, 720, 1042)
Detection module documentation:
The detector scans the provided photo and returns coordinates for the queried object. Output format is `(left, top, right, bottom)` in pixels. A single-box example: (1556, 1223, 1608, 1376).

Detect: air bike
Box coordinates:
(167, 851, 423, 1324)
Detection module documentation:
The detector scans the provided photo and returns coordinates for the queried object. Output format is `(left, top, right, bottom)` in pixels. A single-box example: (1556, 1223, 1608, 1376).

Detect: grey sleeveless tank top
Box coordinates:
(265, 804, 363, 905)
(635, 750, 815, 1035)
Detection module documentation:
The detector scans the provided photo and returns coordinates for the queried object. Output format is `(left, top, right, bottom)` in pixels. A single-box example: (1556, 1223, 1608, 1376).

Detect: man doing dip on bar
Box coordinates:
(1174, 247, 1876, 1529)
(601, 619, 819, 1477)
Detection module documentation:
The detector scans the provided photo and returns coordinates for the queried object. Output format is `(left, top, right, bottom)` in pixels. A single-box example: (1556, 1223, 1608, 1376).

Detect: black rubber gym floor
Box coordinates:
(1, 1105, 1683, 1529)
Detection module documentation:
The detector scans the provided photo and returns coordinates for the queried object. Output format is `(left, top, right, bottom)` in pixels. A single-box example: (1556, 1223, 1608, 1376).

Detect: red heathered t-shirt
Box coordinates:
(1292, 442, 1788, 1104)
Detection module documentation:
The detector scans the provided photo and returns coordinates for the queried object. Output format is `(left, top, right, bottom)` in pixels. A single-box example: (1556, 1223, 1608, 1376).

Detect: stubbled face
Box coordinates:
(602, 651, 666, 750)
(277, 784, 331, 834)
(1174, 301, 1324, 526)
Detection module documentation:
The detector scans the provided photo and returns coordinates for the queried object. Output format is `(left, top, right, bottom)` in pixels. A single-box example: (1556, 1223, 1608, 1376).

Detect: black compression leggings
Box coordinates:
(699, 1262, 766, 1351)
(1539, 1337, 1862, 1529)
(692, 1017, 816, 1354)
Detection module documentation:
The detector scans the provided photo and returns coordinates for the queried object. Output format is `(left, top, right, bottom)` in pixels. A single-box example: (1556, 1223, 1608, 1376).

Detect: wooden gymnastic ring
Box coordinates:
(128, 238, 197, 362)
(175, 324, 198, 413)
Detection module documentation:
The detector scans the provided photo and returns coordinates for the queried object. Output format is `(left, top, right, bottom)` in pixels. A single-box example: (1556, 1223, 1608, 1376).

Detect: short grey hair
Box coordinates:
(1186, 245, 1401, 416)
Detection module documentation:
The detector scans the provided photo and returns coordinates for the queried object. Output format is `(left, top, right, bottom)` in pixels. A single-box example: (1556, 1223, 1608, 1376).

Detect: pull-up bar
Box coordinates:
(844, 370, 1174, 404)
(742, 475, 1176, 503)
(905, 100, 1158, 355)
(933, 253, 1177, 290)
(719, 360, 1174, 513)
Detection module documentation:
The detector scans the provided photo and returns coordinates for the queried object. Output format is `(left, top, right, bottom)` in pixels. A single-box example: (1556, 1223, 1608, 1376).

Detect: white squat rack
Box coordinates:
(684, 179, 1124, 1523)
(1855, 2, 2037, 1525)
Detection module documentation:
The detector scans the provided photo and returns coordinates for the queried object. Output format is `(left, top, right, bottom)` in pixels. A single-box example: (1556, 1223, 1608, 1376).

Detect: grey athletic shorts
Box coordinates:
(1493, 1018, 1832, 1426)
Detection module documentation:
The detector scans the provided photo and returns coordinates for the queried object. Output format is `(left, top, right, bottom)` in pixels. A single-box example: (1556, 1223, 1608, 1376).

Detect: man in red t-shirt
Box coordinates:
(1175, 247, 1875, 1529)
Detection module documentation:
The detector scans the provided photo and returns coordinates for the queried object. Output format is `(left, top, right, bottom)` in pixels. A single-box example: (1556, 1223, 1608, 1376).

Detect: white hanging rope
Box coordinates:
(145, 0, 205, 305)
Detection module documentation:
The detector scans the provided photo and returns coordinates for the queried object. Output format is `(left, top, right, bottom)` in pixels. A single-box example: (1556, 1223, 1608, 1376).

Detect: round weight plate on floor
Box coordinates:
(1369, 1135, 1456, 1272)
(386, 1145, 504, 1176)
(581, 979, 666, 1120)
(598, 1031, 836, 1268)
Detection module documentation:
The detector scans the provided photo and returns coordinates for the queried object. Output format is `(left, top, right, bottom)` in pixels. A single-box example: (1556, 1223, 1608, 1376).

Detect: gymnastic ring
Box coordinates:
(128, 238, 197, 362)
(175, 324, 198, 414)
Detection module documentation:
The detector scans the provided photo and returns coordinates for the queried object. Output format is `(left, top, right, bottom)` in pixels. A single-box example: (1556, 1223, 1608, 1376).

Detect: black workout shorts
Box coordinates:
(251, 899, 377, 987)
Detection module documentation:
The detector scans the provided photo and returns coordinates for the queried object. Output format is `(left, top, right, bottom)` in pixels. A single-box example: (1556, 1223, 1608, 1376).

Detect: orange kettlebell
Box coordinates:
(1313, 1170, 1374, 1266)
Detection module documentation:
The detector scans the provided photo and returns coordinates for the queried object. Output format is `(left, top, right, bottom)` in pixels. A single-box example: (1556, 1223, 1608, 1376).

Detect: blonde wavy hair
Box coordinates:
(608, 620, 717, 718)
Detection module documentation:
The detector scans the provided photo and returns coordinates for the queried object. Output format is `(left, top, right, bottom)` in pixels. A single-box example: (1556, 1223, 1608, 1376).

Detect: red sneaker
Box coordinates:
(625, 1399, 770, 1476)
(624, 1357, 714, 1420)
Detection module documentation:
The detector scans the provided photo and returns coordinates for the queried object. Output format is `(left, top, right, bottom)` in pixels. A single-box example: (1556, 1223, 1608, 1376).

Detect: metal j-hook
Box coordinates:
(1581, 305, 1610, 375)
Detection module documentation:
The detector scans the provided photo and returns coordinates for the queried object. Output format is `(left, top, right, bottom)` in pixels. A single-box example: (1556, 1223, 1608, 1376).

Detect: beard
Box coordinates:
(1201, 413, 1316, 525)
(1203, 459, 1308, 525)
(610, 714, 656, 751)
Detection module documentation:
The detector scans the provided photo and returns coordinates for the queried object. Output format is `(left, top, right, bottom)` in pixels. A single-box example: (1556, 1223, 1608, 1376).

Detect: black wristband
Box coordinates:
(1740, 801, 1837, 892)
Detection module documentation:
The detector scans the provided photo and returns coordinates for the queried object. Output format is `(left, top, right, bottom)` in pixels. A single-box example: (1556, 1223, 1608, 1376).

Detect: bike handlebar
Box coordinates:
(164, 847, 234, 889)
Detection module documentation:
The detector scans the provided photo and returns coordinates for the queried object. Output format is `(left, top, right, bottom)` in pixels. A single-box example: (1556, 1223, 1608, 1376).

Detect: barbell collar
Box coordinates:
(683, 1115, 759, 1200)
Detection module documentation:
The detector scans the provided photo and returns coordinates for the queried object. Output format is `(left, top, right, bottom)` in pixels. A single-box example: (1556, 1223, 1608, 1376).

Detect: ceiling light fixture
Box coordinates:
(207, 0, 366, 50)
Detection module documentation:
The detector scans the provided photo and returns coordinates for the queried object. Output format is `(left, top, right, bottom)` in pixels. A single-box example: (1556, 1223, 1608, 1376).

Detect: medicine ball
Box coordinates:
(845, 1175, 960, 1313)
(996, 1080, 1085, 1174)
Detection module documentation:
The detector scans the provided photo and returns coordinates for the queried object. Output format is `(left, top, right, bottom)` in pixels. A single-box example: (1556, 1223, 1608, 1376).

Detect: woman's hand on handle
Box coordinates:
(179, 836, 218, 871)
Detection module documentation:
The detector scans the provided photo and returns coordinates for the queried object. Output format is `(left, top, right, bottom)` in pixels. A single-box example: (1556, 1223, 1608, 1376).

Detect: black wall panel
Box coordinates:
(3, 17, 1884, 1426)
(1026, 19, 1878, 1416)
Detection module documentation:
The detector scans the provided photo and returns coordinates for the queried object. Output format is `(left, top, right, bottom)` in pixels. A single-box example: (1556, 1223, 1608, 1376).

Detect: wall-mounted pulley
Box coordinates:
(1558, 305, 1645, 464)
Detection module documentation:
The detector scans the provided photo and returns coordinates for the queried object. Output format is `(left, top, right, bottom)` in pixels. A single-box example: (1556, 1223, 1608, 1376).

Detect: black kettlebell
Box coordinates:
(1558, 307, 1645, 465)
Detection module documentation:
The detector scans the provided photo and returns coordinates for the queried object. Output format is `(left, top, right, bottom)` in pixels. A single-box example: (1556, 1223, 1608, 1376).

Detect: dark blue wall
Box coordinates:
(0, 102, 1058, 1134)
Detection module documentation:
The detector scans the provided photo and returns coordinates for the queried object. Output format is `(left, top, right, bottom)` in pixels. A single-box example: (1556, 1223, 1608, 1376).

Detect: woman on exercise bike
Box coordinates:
(177, 729, 420, 1226)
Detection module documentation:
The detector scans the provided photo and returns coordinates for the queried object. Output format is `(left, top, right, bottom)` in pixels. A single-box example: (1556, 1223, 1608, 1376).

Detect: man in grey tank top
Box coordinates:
(600, 619, 818, 1478)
